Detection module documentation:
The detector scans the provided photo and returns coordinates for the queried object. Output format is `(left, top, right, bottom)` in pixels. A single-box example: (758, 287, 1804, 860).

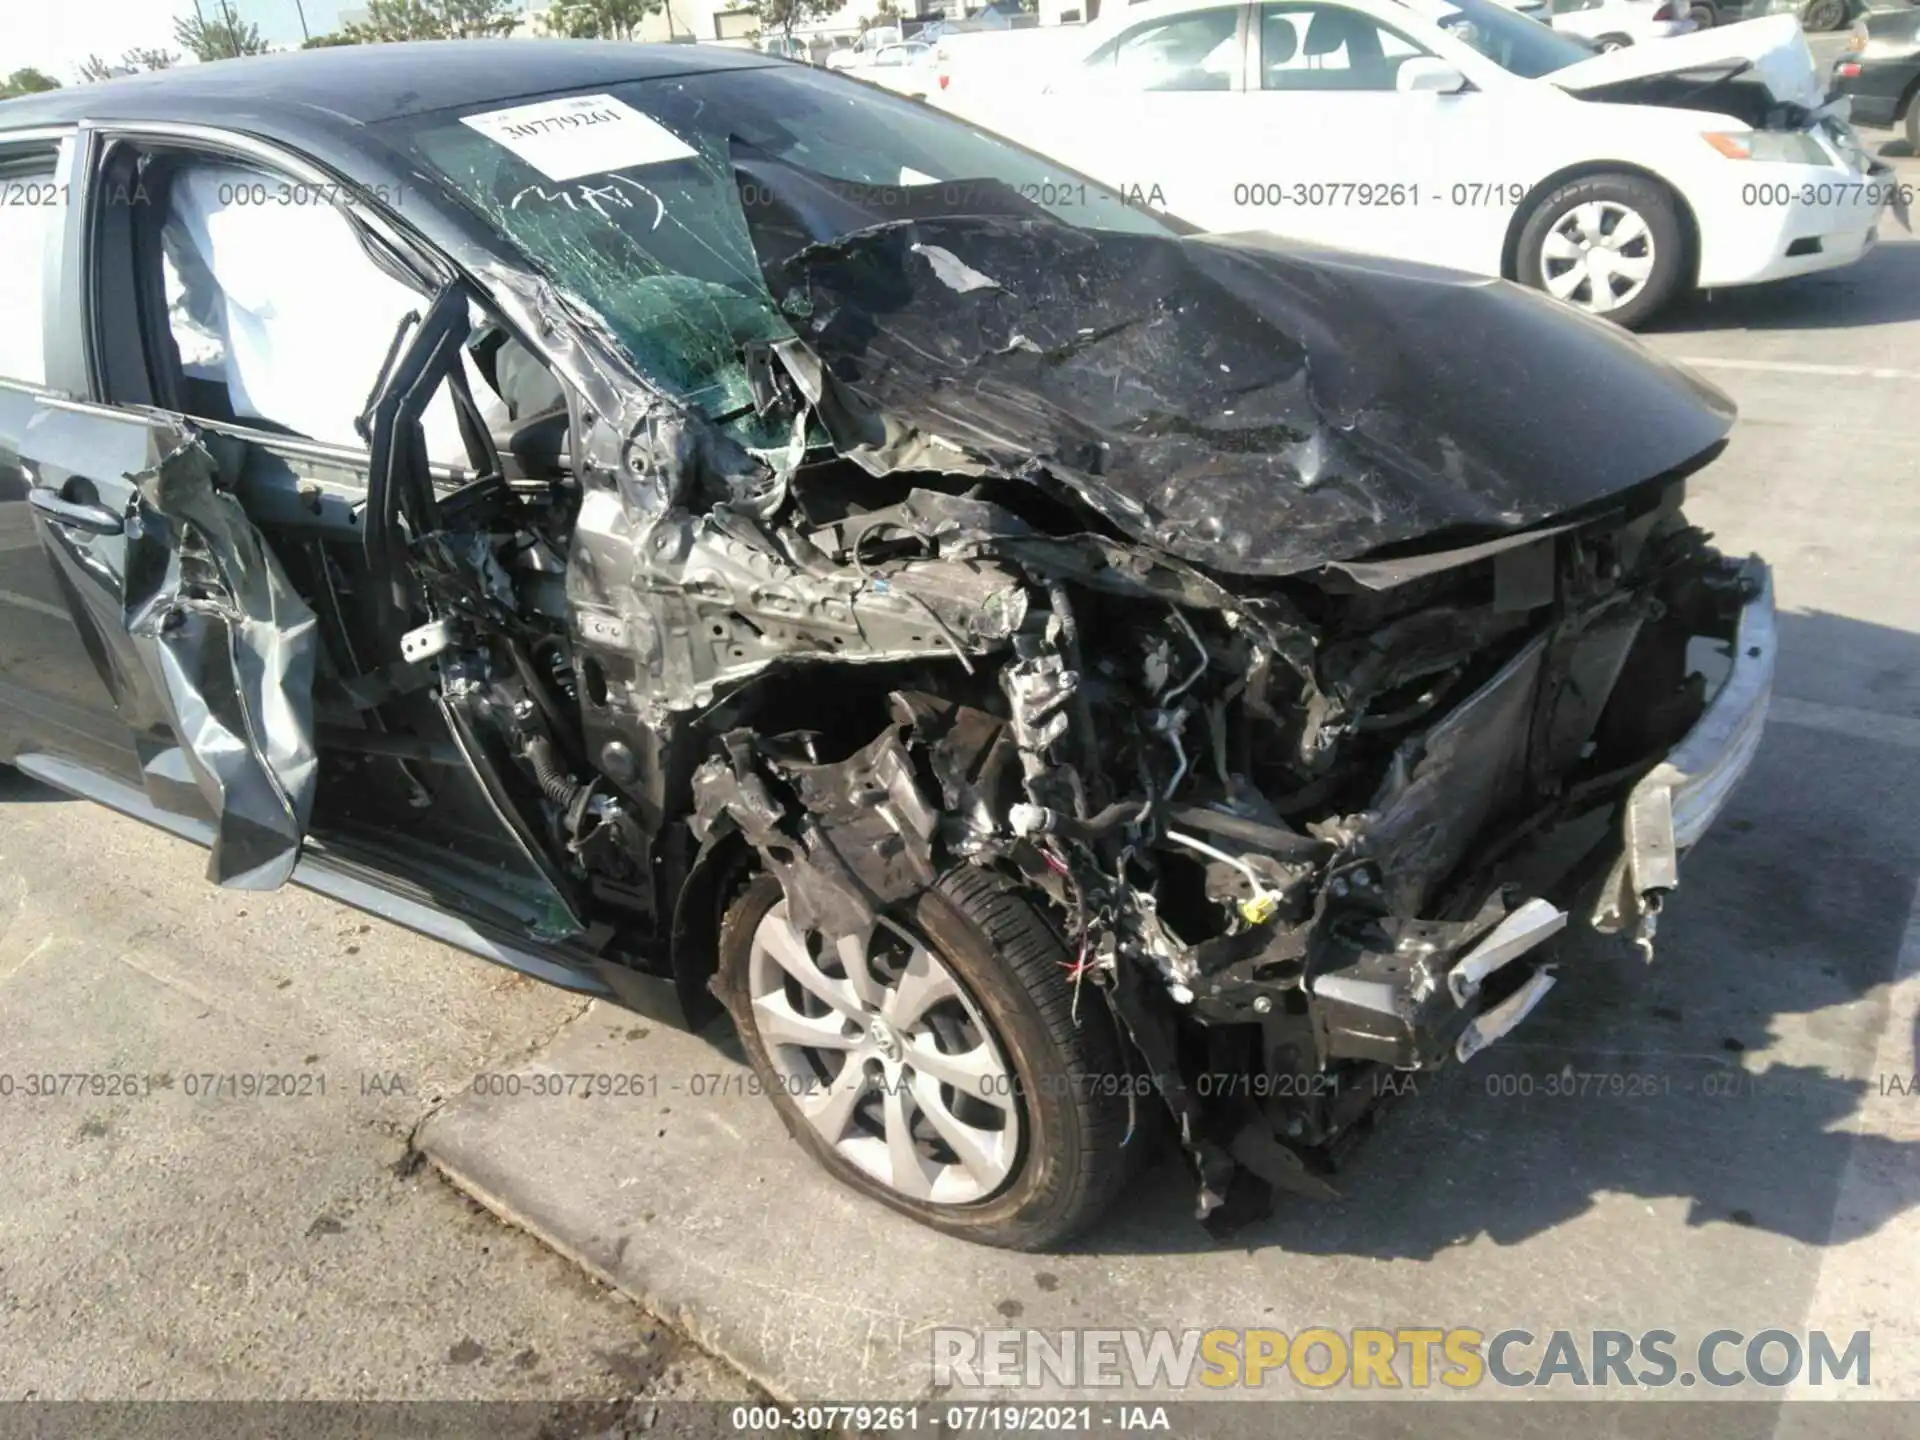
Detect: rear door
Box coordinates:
(0, 128, 149, 784)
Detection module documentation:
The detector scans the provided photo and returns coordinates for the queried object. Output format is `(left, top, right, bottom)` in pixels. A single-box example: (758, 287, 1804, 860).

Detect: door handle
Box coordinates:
(28, 486, 123, 536)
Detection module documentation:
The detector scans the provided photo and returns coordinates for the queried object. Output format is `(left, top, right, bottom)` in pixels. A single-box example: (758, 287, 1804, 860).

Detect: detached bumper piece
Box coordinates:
(1592, 558, 1774, 954)
(1307, 896, 1570, 1071)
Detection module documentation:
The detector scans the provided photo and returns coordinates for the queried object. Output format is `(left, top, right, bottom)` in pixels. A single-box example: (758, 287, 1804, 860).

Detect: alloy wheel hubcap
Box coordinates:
(868, 1018, 903, 1061)
(1540, 200, 1656, 315)
(746, 900, 1021, 1204)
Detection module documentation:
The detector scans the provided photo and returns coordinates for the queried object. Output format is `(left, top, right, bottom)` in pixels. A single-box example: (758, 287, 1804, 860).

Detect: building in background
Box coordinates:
(340, 0, 1031, 49)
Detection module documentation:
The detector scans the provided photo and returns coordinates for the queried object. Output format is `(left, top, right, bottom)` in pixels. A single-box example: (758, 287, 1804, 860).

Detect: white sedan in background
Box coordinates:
(1546, 0, 1696, 49)
(846, 41, 941, 99)
(938, 1, 1897, 325)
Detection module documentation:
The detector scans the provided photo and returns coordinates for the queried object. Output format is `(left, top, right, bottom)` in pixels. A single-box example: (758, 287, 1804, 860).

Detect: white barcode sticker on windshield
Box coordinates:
(460, 94, 697, 182)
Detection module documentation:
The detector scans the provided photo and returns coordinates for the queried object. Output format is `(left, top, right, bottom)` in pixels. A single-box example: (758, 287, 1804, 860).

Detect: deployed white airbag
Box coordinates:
(161, 164, 470, 462)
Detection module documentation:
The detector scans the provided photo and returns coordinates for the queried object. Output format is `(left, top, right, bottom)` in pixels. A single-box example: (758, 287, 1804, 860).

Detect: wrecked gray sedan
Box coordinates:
(0, 42, 1771, 1247)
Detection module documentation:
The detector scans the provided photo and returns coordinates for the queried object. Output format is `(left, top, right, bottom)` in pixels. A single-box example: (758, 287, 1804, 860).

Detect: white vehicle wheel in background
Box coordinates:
(1686, 1, 1716, 26)
(1516, 174, 1685, 329)
(1595, 33, 1633, 50)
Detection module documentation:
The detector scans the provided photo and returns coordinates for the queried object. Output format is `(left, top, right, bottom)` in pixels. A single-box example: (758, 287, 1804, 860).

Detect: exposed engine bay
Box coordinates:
(371, 176, 1765, 1227)
(650, 466, 1758, 1224)
(406, 385, 1759, 1227)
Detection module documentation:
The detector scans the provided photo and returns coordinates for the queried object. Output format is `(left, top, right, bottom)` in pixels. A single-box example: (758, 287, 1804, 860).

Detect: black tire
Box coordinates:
(1686, 1, 1717, 26)
(1802, 0, 1847, 29)
(1515, 172, 1686, 330)
(717, 866, 1135, 1250)
(1905, 89, 1920, 158)
(1594, 32, 1633, 49)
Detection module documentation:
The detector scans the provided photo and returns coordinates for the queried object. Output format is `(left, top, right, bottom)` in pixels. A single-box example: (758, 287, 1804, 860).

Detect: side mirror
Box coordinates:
(1398, 57, 1471, 93)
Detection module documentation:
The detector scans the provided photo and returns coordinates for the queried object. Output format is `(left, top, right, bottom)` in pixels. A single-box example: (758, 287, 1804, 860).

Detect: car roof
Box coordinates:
(0, 40, 782, 131)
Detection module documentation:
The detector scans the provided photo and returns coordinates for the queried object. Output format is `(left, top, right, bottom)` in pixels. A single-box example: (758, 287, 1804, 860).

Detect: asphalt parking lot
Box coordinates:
(3, 116, 1919, 1432)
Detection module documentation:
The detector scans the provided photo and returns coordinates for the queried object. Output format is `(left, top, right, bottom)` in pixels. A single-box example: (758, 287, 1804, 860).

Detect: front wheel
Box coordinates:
(1801, 0, 1848, 30)
(1515, 173, 1686, 329)
(1686, 1, 1717, 26)
(1594, 33, 1633, 50)
(717, 866, 1135, 1249)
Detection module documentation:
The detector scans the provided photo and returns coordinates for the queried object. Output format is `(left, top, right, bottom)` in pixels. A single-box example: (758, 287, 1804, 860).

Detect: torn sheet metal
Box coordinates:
(123, 432, 319, 889)
(690, 714, 940, 939)
(567, 483, 1032, 723)
(1314, 521, 1580, 593)
(889, 693, 1025, 857)
(736, 154, 1736, 577)
(1360, 632, 1549, 915)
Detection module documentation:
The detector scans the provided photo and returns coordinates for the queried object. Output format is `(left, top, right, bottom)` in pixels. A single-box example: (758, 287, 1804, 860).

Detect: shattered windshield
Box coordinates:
(379, 65, 1173, 441)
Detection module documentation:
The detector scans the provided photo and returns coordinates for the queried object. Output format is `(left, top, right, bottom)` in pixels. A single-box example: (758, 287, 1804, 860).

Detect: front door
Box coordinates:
(24, 123, 583, 928)
(1232, 1, 1536, 273)
(989, 4, 1252, 227)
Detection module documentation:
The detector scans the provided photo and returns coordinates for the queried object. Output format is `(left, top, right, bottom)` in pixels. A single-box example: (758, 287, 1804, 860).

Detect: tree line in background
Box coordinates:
(2, 68, 63, 98)
(2, 0, 881, 96)
(3, 2, 270, 91)
(303, 0, 824, 49)
(308, 0, 527, 44)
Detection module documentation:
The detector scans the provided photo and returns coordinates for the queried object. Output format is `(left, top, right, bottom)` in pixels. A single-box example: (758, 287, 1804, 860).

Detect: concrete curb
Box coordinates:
(417, 723, 1920, 1405)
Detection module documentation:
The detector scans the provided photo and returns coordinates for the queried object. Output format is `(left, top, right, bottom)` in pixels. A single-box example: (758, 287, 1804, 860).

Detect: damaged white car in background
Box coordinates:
(935, 1, 1905, 328)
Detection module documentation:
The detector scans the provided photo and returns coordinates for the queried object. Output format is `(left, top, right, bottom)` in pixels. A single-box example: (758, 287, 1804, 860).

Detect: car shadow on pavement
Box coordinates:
(1650, 238, 1920, 332)
(1081, 608, 1920, 1263)
(0, 764, 68, 803)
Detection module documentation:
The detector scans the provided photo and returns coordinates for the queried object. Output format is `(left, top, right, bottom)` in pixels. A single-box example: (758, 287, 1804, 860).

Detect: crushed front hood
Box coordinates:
(746, 171, 1734, 576)
(1552, 14, 1822, 110)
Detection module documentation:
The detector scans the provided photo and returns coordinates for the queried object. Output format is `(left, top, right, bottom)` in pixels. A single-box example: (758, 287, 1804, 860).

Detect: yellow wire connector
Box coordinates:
(1238, 893, 1280, 926)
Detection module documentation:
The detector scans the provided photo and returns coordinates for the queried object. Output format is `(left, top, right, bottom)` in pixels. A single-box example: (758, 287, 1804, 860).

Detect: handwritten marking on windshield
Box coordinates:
(509, 173, 665, 230)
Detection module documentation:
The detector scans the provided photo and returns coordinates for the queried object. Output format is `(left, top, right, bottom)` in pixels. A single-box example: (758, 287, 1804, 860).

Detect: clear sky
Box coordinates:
(11, 0, 358, 82)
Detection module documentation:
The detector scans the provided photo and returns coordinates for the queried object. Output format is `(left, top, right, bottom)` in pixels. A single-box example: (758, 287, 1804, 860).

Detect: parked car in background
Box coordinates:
(826, 26, 904, 68)
(935, 1, 1900, 326)
(1830, 8, 1920, 151)
(1525, 0, 1820, 43)
(0, 41, 1773, 1250)
(1797, 0, 1864, 33)
(932, 24, 1091, 100)
(843, 40, 941, 99)
(1548, 0, 1696, 48)
(1683, 0, 1794, 30)
(758, 33, 814, 62)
